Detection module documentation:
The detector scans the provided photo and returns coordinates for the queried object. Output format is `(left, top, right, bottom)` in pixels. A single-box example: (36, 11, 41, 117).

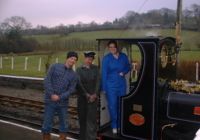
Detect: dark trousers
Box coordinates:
(78, 96, 97, 140)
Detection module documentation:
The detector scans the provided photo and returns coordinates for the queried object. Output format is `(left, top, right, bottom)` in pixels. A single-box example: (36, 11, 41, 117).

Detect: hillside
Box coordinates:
(28, 29, 200, 51)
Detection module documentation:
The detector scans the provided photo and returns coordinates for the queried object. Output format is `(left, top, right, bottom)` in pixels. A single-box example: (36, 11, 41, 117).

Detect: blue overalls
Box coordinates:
(102, 52, 131, 129)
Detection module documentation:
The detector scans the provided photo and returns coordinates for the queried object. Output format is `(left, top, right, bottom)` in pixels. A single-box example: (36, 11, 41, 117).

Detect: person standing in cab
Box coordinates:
(42, 51, 78, 140)
(102, 40, 131, 134)
(76, 51, 100, 140)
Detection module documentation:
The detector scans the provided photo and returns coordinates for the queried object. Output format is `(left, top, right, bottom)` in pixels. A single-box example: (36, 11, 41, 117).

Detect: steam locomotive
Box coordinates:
(97, 37, 200, 140)
(0, 37, 199, 140)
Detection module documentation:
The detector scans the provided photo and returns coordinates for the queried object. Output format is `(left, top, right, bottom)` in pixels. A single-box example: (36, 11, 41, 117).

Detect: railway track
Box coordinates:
(0, 94, 80, 137)
(0, 94, 78, 116)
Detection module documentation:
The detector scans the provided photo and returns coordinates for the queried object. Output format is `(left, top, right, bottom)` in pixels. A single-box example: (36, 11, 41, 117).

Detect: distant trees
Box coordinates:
(0, 16, 32, 40)
(19, 4, 200, 36)
(0, 16, 39, 53)
(182, 4, 200, 31)
(191, 4, 200, 31)
(0, 4, 199, 53)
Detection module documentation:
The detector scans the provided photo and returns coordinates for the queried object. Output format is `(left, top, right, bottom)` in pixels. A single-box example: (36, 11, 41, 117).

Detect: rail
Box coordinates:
(0, 94, 77, 115)
(0, 94, 79, 138)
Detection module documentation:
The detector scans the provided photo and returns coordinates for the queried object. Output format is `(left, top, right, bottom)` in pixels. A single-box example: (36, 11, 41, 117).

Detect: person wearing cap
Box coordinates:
(102, 40, 131, 134)
(42, 51, 78, 140)
(76, 51, 100, 140)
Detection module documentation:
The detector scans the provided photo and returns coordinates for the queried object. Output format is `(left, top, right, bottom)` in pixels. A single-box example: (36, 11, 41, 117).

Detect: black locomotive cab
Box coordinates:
(97, 38, 200, 140)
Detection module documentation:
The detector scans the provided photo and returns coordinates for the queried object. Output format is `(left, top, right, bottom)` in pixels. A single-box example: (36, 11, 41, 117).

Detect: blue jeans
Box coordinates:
(41, 103, 68, 133)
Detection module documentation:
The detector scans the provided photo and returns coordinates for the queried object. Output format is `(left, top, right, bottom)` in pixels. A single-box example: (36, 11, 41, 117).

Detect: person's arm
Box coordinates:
(76, 68, 89, 97)
(44, 64, 55, 97)
(60, 75, 78, 100)
(95, 67, 100, 95)
(121, 54, 131, 75)
(102, 56, 108, 92)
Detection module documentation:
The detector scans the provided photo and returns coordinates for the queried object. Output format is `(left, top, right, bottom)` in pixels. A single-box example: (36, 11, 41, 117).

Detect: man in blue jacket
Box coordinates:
(42, 51, 78, 140)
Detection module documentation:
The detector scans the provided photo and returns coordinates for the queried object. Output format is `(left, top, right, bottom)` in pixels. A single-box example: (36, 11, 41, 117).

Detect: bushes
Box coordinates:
(0, 38, 39, 53)
(177, 61, 200, 81)
(37, 38, 97, 52)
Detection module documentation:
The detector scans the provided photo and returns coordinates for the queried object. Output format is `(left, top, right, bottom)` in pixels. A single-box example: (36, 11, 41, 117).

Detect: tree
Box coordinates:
(0, 16, 39, 54)
(191, 4, 200, 31)
(0, 16, 32, 40)
(182, 9, 194, 29)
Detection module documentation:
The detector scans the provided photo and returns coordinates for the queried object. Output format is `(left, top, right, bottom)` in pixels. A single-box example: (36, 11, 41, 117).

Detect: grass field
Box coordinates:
(28, 29, 200, 51)
(0, 52, 95, 77)
(0, 50, 199, 77)
(0, 29, 199, 77)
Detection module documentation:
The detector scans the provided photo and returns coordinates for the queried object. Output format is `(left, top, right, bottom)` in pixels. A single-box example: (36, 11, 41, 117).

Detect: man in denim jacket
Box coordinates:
(42, 51, 78, 140)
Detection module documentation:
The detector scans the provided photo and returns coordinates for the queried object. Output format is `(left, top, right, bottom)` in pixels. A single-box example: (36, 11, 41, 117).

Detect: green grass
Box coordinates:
(0, 55, 46, 77)
(1, 29, 199, 77)
(28, 29, 200, 51)
(0, 50, 199, 77)
(0, 51, 98, 77)
(179, 51, 200, 61)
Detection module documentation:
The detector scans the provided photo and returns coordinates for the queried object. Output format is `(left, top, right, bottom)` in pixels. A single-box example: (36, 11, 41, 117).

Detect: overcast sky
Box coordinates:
(0, 0, 199, 27)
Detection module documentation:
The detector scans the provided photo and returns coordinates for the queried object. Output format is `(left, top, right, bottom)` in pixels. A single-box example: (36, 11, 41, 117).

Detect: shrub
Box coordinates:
(0, 38, 39, 54)
(177, 61, 200, 81)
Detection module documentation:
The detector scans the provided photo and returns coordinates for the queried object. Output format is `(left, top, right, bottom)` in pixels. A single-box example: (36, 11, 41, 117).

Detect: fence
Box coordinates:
(0, 56, 199, 81)
(0, 54, 78, 76)
(0, 55, 63, 77)
(0, 56, 64, 70)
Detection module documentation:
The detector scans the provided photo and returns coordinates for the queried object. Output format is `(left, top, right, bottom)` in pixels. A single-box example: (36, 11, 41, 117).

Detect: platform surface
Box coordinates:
(0, 120, 75, 140)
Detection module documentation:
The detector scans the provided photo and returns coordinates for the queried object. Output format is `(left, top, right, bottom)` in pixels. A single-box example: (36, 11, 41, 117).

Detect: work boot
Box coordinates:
(59, 133, 67, 140)
(43, 133, 51, 140)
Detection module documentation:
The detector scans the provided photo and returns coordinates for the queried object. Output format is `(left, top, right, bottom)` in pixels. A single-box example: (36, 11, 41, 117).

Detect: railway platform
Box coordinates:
(0, 119, 76, 140)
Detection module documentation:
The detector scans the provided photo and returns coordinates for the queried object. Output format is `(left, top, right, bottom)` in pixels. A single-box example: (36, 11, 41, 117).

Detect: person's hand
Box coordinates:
(51, 94, 60, 101)
(86, 93, 90, 100)
(88, 94, 97, 103)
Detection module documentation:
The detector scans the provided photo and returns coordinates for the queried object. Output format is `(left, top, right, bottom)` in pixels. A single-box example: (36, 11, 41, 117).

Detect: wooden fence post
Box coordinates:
(0, 56, 2, 69)
(24, 57, 28, 71)
(196, 62, 199, 81)
(56, 57, 58, 63)
(72, 64, 76, 71)
(38, 57, 42, 71)
(11, 57, 14, 70)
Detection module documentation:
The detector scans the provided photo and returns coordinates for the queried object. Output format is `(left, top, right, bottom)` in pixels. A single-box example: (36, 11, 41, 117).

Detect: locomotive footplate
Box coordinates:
(99, 128, 134, 140)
